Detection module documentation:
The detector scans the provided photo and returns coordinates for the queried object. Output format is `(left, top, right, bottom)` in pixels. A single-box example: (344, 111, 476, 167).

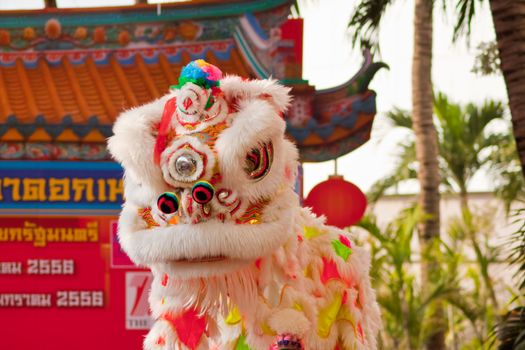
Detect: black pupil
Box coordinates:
(196, 191, 208, 201)
(160, 198, 176, 213)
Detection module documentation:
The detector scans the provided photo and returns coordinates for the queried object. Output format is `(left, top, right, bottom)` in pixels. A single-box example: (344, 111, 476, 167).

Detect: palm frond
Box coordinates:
(347, 0, 395, 50)
(453, 0, 483, 41)
(497, 307, 525, 350)
(486, 132, 525, 211)
(445, 290, 480, 323)
(367, 141, 417, 202)
(466, 99, 505, 140)
(509, 209, 525, 291)
(357, 215, 387, 242)
(472, 41, 501, 75)
(385, 108, 413, 129)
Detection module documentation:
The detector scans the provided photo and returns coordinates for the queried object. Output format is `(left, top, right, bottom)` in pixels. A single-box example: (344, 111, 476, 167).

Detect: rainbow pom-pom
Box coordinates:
(174, 59, 222, 89)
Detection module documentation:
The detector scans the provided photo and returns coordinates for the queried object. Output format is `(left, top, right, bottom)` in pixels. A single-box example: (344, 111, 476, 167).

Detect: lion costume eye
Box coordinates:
(244, 142, 273, 181)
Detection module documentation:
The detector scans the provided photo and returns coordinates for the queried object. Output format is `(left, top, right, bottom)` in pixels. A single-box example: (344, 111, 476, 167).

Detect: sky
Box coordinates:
(0, 0, 509, 195)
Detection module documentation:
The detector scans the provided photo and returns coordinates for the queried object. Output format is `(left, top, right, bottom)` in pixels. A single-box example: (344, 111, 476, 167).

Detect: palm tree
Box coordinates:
(358, 207, 458, 350)
(445, 208, 503, 349)
(495, 208, 525, 349)
(489, 1, 525, 177)
(348, 1, 443, 347)
(452, 0, 525, 176)
(359, 206, 506, 349)
(369, 95, 514, 346)
(368, 93, 521, 212)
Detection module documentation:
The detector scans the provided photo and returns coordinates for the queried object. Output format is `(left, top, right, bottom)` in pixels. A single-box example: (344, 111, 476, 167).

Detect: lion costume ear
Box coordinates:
(215, 76, 297, 202)
(220, 76, 292, 114)
(107, 95, 170, 189)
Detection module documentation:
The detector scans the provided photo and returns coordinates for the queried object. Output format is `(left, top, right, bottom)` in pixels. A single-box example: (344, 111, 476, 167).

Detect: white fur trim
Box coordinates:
(117, 192, 297, 266)
(107, 94, 171, 191)
(220, 76, 292, 113)
(268, 308, 310, 336)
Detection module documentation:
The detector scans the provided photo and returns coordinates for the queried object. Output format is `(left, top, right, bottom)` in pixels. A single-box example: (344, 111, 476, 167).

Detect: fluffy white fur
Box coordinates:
(216, 98, 296, 204)
(108, 74, 380, 350)
(268, 309, 310, 336)
(220, 75, 292, 112)
(107, 95, 169, 192)
(117, 188, 296, 267)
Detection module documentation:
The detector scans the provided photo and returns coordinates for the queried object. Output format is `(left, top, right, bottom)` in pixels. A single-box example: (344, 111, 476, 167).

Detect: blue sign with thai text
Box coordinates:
(0, 161, 124, 210)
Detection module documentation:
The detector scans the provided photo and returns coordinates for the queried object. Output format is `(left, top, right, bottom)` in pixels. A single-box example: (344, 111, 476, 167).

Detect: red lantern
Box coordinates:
(304, 175, 367, 228)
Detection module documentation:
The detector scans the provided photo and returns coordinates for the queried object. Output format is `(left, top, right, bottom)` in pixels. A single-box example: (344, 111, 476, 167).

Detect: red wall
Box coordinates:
(0, 216, 147, 350)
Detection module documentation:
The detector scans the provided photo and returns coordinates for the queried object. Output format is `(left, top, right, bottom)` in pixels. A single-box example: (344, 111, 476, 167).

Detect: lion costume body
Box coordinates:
(108, 60, 380, 350)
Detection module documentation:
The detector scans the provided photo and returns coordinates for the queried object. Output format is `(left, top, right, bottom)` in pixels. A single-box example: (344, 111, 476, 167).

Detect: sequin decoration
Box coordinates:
(303, 226, 324, 240)
(234, 334, 252, 350)
(225, 305, 242, 325)
(331, 235, 353, 262)
(161, 273, 169, 287)
(162, 309, 207, 350)
(235, 200, 268, 224)
(138, 208, 160, 228)
(317, 293, 343, 338)
(320, 257, 341, 285)
(156, 336, 166, 345)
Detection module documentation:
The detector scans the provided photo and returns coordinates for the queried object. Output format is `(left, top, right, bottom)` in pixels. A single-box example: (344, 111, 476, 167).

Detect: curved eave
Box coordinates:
(0, 0, 291, 28)
(295, 125, 373, 162)
(316, 49, 388, 99)
(286, 91, 376, 162)
(287, 50, 387, 162)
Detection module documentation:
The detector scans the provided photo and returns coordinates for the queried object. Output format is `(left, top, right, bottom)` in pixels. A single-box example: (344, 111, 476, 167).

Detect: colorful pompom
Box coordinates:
(174, 59, 222, 90)
(192, 181, 215, 204)
(157, 192, 180, 215)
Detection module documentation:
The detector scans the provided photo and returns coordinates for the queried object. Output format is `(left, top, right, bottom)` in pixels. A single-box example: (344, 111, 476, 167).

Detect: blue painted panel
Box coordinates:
(0, 161, 124, 210)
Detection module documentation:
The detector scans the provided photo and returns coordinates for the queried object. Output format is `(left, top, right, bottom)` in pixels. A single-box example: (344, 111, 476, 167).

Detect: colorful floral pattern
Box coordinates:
(0, 142, 109, 160)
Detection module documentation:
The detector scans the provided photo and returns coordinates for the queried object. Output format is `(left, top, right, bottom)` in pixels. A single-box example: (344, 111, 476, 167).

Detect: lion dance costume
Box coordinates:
(108, 60, 381, 350)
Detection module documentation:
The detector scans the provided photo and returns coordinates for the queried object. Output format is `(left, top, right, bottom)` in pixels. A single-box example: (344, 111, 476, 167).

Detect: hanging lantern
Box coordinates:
(304, 175, 367, 229)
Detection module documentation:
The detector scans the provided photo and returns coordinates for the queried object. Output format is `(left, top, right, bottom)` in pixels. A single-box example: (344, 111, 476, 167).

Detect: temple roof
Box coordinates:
(0, 42, 249, 141)
(0, 0, 386, 162)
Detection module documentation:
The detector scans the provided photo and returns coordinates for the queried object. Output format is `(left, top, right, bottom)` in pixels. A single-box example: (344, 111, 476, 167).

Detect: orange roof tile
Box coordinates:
(0, 46, 253, 142)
